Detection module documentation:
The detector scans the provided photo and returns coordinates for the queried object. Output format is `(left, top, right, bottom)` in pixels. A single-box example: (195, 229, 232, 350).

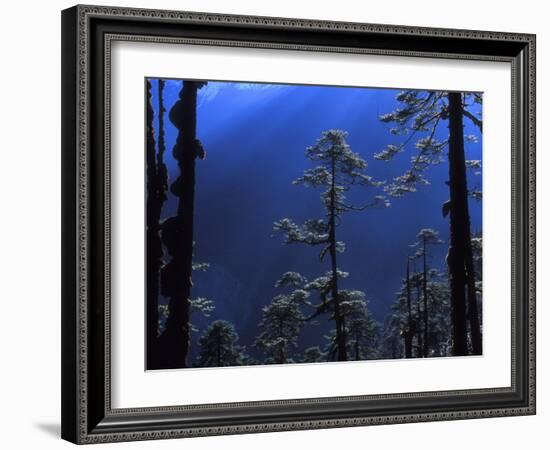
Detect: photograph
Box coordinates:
(145, 78, 484, 370)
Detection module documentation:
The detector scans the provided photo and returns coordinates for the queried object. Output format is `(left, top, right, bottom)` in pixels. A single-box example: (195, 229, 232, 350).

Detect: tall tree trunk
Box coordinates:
(145, 80, 168, 369)
(329, 155, 347, 361)
(216, 331, 221, 367)
(465, 237, 482, 354)
(158, 81, 203, 368)
(278, 318, 286, 364)
(279, 342, 286, 365)
(415, 275, 423, 357)
(447, 92, 469, 356)
(404, 259, 413, 358)
(422, 238, 429, 357)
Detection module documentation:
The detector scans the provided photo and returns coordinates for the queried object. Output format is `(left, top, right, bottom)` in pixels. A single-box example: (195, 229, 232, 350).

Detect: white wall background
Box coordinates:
(0, 0, 545, 448)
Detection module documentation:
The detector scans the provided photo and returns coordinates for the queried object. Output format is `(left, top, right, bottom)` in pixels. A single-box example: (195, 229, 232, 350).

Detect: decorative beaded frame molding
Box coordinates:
(61, 4, 536, 445)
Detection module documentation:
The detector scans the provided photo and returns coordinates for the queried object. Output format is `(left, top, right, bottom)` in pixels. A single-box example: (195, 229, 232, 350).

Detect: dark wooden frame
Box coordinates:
(61, 4, 536, 444)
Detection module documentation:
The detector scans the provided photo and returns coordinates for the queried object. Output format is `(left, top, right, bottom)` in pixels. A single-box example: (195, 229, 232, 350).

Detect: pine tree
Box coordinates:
(380, 316, 401, 359)
(302, 346, 326, 363)
(376, 91, 482, 356)
(470, 233, 483, 332)
(338, 291, 379, 360)
(158, 80, 207, 368)
(274, 130, 387, 361)
(410, 269, 425, 357)
(197, 320, 246, 367)
(157, 256, 214, 335)
(410, 228, 443, 356)
(388, 263, 418, 358)
(403, 257, 415, 358)
(255, 272, 309, 364)
(146, 79, 169, 369)
(424, 272, 452, 356)
(255, 292, 305, 364)
(387, 266, 451, 358)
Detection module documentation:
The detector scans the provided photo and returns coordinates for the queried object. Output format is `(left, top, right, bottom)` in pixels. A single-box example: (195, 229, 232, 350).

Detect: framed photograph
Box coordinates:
(61, 4, 536, 444)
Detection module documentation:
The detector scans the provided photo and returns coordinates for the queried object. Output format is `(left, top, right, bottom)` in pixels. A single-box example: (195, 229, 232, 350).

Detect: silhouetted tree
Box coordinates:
(255, 272, 307, 364)
(338, 291, 379, 360)
(424, 272, 452, 356)
(380, 316, 401, 359)
(255, 294, 305, 364)
(274, 130, 387, 361)
(470, 233, 483, 331)
(388, 264, 421, 358)
(146, 79, 169, 369)
(387, 264, 451, 358)
(158, 80, 207, 368)
(188, 257, 215, 331)
(410, 228, 443, 356)
(377, 91, 482, 355)
(197, 320, 246, 367)
(302, 346, 326, 363)
(157, 255, 214, 335)
(401, 258, 416, 358)
(410, 269, 425, 356)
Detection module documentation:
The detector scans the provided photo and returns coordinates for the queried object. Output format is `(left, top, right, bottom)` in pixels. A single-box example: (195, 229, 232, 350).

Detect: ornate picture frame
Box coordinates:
(61, 4, 536, 444)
